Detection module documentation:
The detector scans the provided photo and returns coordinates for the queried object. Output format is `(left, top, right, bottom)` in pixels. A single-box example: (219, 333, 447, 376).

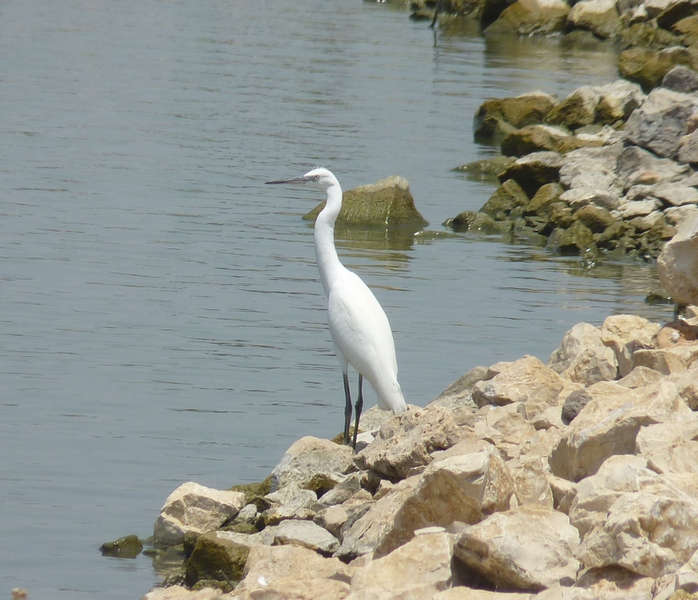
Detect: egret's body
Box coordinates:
(267, 168, 407, 447)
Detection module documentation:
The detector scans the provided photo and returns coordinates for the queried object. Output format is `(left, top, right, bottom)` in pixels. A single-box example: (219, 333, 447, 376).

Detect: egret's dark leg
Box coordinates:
(343, 372, 352, 446)
(351, 374, 364, 450)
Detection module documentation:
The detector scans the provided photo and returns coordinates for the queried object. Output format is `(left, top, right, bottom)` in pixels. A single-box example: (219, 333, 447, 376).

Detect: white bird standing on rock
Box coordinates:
(266, 168, 408, 448)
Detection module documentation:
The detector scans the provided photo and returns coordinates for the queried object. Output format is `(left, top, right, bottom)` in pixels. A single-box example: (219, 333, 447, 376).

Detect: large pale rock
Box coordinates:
(472, 355, 566, 418)
(632, 343, 698, 375)
(548, 322, 618, 385)
(347, 531, 454, 600)
(509, 455, 554, 509)
(270, 436, 354, 494)
(472, 403, 537, 460)
(595, 80, 645, 124)
(568, 454, 656, 537)
(549, 380, 691, 481)
(231, 544, 351, 599)
(657, 213, 698, 307)
(454, 506, 581, 591)
(577, 479, 698, 578)
(354, 406, 463, 479)
(600, 314, 661, 377)
(557, 144, 624, 200)
(304, 176, 428, 228)
(153, 482, 246, 547)
(671, 363, 698, 409)
(567, 0, 621, 39)
(338, 445, 515, 560)
(635, 419, 698, 475)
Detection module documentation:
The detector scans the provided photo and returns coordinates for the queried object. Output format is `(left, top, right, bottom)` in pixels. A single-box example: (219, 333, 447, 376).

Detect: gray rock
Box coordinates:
(272, 518, 340, 555)
(624, 88, 698, 158)
(561, 389, 592, 425)
(662, 65, 698, 94)
(657, 212, 698, 306)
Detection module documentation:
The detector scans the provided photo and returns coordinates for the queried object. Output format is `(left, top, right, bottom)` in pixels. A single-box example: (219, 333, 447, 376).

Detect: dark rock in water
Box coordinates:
(480, 178, 530, 220)
(498, 151, 565, 198)
(547, 221, 596, 256)
(99, 534, 143, 558)
(453, 156, 517, 183)
(443, 210, 507, 233)
(303, 176, 428, 229)
(574, 204, 616, 233)
(501, 124, 584, 157)
(561, 389, 593, 425)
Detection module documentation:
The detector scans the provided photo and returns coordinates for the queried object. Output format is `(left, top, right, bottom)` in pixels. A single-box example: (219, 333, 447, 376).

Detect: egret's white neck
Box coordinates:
(314, 181, 345, 297)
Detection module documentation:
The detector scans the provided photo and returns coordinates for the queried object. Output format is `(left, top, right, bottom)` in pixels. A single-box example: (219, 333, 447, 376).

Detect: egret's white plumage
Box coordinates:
(267, 168, 407, 447)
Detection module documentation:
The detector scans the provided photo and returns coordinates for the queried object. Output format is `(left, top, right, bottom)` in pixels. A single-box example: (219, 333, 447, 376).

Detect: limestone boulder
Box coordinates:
(454, 506, 581, 591)
(548, 322, 618, 385)
(354, 406, 463, 479)
(577, 478, 698, 578)
(434, 590, 532, 600)
(671, 363, 698, 409)
(303, 176, 428, 228)
(231, 544, 352, 599)
(271, 518, 340, 555)
(347, 531, 454, 600)
(270, 436, 354, 494)
(635, 419, 698, 475)
(509, 455, 554, 508)
(472, 355, 566, 418)
(624, 88, 698, 159)
(600, 314, 661, 377)
(153, 482, 246, 548)
(657, 213, 698, 307)
(567, 0, 622, 39)
(595, 80, 645, 125)
(472, 403, 538, 460)
(549, 380, 692, 481)
(262, 482, 317, 525)
(632, 343, 698, 375)
(338, 445, 515, 560)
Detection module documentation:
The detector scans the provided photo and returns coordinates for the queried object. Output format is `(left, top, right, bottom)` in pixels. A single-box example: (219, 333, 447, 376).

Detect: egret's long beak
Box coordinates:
(265, 176, 308, 185)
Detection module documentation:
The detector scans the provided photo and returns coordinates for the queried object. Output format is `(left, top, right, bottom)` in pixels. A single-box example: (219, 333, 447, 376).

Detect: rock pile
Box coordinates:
(143, 308, 698, 600)
(448, 68, 698, 263)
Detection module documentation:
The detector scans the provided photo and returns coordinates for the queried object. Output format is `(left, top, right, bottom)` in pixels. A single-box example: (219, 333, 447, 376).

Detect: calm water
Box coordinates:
(0, 1, 674, 598)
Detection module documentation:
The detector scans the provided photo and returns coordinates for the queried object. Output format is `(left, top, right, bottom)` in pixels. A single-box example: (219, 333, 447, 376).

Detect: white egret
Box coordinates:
(266, 168, 407, 448)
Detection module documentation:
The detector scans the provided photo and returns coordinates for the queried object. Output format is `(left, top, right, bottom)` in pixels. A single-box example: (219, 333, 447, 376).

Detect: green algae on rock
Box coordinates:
(303, 175, 428, 229)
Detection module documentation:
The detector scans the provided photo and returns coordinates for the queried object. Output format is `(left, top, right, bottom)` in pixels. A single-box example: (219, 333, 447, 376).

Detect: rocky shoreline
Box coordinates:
(445, 66, 698, 265)
(127, 301, 698, 600)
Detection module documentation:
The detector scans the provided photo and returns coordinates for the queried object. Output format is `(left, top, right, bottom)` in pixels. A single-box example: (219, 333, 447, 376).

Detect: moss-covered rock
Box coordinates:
(453, 156, 517, 183)
(473, 92, 559, 143)
(480, 178, 530, 220)
(619, 46, 698, 91)
(573, 204, 616, 233)
(484, 0, 570, 36)
(498, 151, 565, 197)
(99, 534, 143, 558)
(185, 531, 251, 591)
(548, 221, 596, 256)
(501, 124, 588, 156)
(443, 210, 508, 233)
(303, 176, 428, 228)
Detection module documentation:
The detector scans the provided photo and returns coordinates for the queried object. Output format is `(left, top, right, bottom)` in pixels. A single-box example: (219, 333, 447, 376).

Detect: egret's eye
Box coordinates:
(311, 175, 320, 182)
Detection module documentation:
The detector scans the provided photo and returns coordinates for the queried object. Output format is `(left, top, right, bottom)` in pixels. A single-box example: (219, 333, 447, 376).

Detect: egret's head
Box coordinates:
(266, 167, 339, 191)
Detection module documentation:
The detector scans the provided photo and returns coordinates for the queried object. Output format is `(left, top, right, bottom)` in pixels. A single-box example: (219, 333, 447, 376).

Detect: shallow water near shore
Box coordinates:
(0, 1, 674, 598)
